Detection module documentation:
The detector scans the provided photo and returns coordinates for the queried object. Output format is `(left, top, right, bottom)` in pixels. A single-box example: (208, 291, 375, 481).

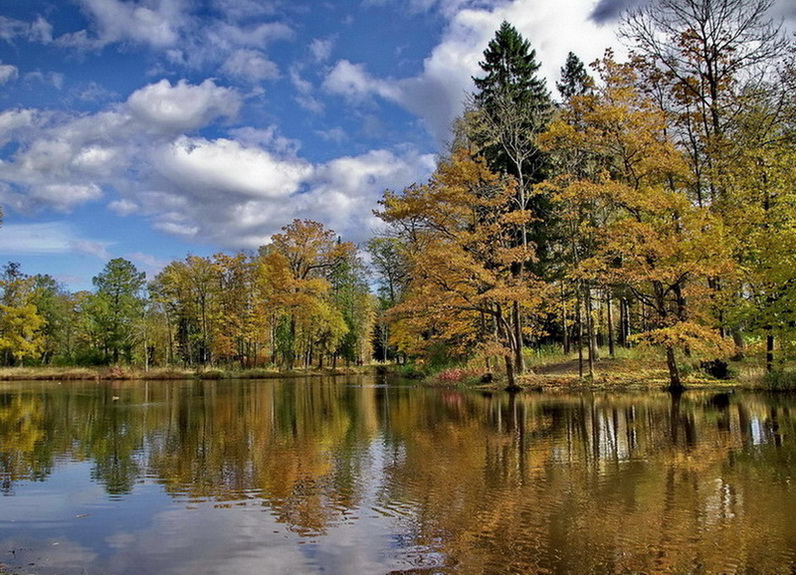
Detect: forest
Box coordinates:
(1, 0, 795, 392)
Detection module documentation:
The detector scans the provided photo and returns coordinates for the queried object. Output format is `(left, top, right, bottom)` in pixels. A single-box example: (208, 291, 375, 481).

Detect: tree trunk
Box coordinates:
(562, 283, 570, 354)
(504, 353, 518, 392)
(585, 286, 596, 379)
(512, 300, 525, 375)
(576, 285, 584, 379)
(766, 332, 774, 373)
(731, 328, 745, 360)
(666, 346, 683, 393)
(606, 291, 615, 357)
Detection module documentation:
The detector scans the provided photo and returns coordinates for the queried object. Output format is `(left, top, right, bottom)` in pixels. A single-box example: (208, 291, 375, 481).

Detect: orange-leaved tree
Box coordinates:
(540, 55, 733, 391)
(377, 149, 545, 389)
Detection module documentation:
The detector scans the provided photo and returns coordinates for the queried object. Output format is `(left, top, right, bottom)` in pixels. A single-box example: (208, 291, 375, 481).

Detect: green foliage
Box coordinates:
(763, 370, 796, 391)
(556, 51, 593, 101)
(91, 258, 146, 364)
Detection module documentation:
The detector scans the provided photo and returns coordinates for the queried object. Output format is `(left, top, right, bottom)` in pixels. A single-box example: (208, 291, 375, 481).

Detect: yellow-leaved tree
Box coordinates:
(540, 55, 733, 391)
(378, 149, 546, 389)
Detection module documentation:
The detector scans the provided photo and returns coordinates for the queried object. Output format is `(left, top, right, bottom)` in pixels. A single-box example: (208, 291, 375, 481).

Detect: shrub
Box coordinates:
(763, 370, 796, 390)
(700, 359, 735, 380)
(397, 363, 426, 379)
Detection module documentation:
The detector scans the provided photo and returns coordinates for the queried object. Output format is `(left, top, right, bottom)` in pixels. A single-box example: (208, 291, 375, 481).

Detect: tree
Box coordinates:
(92, 258, 146, 364)
(719, 77, 796, 371)
(378, 149, 544, 390)
(540, 55, 733, 391)
(622, 0, 790, 206)
(151, 255, 218, 366)
(30, 275, 73, 365)
(0, 263, 44, 365)
(470, 21, 555, 375)
(256, 220, 355, 370)
(471, 21, 555, 258)
(366, 237, 410, 361)
(556, 52, 594, 101)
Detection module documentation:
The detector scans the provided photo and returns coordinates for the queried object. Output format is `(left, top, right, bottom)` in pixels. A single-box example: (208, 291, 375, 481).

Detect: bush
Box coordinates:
(396, 362, 426, 379)
(700, 359, 735, 380)
(763, 370, 796, 390)
(678, 362, 694, 378)
(435, 367, 481, 384)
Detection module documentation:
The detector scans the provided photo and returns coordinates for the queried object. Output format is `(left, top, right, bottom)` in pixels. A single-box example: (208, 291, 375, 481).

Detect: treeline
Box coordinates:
(0, 220, 375, 370)
(369, 0, 796, 390)
(2, 0, 795, 389)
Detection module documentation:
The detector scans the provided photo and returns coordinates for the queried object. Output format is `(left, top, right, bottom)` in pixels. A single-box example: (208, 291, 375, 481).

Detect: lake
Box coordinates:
(1, 377, 795, 574)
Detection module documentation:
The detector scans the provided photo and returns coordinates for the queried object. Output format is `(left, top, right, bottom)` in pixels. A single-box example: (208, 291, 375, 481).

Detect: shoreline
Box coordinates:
(0, 365, 386, 382)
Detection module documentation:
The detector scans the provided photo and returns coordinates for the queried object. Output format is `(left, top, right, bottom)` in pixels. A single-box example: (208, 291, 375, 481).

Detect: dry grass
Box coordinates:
(0, 364, 383, 382)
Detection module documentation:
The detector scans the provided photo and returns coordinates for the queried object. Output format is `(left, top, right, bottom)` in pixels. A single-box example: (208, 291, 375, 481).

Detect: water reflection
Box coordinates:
(1, 380, 796, 574)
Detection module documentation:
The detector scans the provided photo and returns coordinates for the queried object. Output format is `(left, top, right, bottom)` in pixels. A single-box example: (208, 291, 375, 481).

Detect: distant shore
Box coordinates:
(0, 365, 387, 382)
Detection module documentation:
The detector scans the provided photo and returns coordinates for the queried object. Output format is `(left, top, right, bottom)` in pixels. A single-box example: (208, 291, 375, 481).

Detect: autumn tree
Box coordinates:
(212, 252, 259, 367)
(540, 56, 733, 391)
(622, 0, 790, 206)
(366, 236, 410, 361)
(378, 149, 544, 389)
(151, 255, 218, 366)
(467, 22, 556, 375)
(256, 220, 355, 370)
(719, 76, 796, 371)
(0, 262, 45, 366)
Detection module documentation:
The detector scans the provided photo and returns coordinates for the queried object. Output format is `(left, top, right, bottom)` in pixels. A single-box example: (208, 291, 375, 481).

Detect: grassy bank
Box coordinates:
(421, 347, 793, 392)
(0, 364, 385, 382)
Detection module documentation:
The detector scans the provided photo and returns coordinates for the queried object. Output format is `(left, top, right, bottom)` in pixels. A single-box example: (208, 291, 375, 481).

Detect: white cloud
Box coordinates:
(0, 63, 18, 84)
(0, 109, 38, 145)
(29, 16, 53, 43)
(108, 199, 139, 216)
(211, 0, 279, 21)
(309, 38, 334, 62)
(323, 60, 398, 103)
(71, 238, 112, 259)
(221, 49, 280, 81)
(210, 21, 293, 49)
(0, 222, 108, 257)
(126, 79, 241, 133)
(60, 0, 185, 49)
(24, 71, 64, 90)
(317, 127, 348, 143)
(298, 148, 436, 242)
(0, 14, 53, 44)
(153, 136, 312, 200)
(324, 0, 622, 145)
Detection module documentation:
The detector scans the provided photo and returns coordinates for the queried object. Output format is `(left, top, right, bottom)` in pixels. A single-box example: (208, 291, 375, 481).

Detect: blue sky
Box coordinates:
(0, 0, 793, 291)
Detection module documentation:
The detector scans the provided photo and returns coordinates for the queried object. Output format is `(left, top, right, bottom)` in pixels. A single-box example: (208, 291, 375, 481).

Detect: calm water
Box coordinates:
(1, 377, 795, 574)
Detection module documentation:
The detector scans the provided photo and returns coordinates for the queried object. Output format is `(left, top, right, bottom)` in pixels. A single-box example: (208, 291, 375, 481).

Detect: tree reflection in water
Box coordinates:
(1, 379, 795, 573)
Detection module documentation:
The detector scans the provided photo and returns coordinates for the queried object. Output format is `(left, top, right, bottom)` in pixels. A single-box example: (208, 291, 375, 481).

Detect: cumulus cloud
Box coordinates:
(301, 149, 436, 240)
(323, 60, 398, 103)
(221, 49, 280, 81)
(0, 109, 39, 145)
(0, 63, 18, 84)
(59, 0, 185, 49)
(126, 79, 241, 133)
(0, 78, 246, 215)
(324, 0, 622, 145)
(152, 136, 312, 200)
